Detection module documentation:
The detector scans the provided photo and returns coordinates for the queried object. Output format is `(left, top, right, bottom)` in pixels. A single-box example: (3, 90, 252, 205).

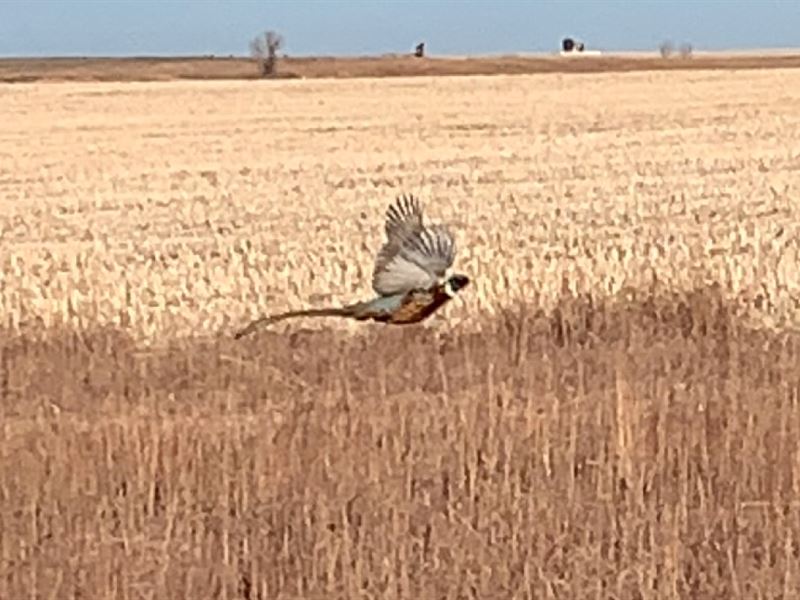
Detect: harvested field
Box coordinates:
(2, 68, 800, 598)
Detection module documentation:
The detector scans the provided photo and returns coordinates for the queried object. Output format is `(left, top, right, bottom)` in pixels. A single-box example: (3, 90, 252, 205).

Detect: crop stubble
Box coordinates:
(1, 69, 800, 598)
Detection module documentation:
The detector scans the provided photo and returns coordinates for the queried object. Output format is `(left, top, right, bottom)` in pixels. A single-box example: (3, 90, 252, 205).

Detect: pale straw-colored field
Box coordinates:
(3, 69, 800, 599)
(2, 69, 799, 342)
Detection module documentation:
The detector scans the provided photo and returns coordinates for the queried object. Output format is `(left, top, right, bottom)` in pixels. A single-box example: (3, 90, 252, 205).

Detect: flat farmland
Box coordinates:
(2, 69, 800, 598)
(2, 69, 800, 340)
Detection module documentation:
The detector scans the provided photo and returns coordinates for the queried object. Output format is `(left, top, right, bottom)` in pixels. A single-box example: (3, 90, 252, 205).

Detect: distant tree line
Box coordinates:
(659, 40, 693, 58)
(248, 28, 695, 74)
(249, 29, 430, 77)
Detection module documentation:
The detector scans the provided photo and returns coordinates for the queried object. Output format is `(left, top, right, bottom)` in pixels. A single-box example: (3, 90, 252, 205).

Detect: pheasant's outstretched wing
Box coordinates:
(383, 193, 423, 242)
(372, 195, 456, 296)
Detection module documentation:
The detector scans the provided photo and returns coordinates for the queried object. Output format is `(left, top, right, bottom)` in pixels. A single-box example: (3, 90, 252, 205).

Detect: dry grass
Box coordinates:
(3, 294, 800, 598)
(2, 51, 800, 83)
(1, 67, 800, 598)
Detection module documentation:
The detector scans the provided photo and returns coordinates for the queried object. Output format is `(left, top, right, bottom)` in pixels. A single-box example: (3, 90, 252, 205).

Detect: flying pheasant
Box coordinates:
(233, 194, 469, 339)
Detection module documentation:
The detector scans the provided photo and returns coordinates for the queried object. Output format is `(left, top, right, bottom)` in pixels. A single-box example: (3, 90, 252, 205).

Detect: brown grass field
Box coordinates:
(2, 64, 800, 598)
(2, 51, 800, 83)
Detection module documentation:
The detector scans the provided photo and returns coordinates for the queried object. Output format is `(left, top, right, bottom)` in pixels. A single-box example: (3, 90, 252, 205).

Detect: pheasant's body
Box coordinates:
(351, 286, 456, 324)
(234, 194, 470, 339)
(374, 288, 455, 324)
(233, 287, 455, 338)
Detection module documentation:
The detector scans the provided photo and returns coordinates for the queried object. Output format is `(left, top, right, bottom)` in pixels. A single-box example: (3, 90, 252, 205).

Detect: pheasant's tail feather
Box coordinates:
(233, 306, 354, 339)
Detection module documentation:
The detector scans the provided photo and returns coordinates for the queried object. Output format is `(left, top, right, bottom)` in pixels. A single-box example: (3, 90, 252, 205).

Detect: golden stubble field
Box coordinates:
(2, 68, 800, 598)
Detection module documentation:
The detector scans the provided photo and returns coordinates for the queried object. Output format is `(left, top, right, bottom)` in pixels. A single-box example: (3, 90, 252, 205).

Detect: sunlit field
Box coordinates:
(2, 68, 800, 598)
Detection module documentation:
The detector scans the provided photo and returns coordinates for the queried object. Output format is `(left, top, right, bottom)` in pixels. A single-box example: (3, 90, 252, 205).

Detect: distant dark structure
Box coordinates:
(414, 42, 425, 58)
(562, 37, 585, 53)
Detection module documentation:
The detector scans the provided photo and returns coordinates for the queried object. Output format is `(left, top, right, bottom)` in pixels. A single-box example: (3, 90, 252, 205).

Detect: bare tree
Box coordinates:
(679, 42, 693, 58)
(659, 40, 674, 58)
(250, 30, 284, 77)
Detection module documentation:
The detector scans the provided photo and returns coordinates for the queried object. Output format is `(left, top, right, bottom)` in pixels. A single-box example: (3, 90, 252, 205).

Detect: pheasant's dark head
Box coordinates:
(443, 273, 470, 298)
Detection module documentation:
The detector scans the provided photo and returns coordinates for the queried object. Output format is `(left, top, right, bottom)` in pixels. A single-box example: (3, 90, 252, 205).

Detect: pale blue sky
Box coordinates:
(0, 0, 797, 58)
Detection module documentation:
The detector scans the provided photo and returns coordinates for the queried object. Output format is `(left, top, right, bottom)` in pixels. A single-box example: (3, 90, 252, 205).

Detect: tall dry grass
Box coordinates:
(1, 69, 800, 598)
(2, 289, 800, 598)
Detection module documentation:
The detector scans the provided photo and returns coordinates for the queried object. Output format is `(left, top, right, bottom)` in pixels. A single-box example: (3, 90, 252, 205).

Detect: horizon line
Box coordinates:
(3, 45, 800, 61)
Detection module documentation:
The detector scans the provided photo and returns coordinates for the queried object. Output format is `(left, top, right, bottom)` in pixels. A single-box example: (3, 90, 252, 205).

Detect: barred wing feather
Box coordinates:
(372, 223, 456, 296)
(384, 194, 423, 242)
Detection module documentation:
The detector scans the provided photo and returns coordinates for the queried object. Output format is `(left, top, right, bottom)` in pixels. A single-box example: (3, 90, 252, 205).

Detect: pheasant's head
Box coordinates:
(443, 273, 470, 298)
